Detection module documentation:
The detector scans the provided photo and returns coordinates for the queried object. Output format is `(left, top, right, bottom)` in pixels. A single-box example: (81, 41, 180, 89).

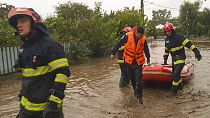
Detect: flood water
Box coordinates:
(0, 41, 210, 118)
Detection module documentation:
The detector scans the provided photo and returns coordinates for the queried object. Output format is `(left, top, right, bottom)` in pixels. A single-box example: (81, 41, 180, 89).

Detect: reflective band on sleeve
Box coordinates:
(54, 74, 69, 84)
(22, 58, 69, 77)
(170, 46, 184, 52)
(190, 45, 196, 50)
(22, 66, 50, 77)
(164, 52, 169, 56)
(174, 60, 185, 65)
(182, 39, 190, 46)
(172, 79, 182, 86)
(118, 46, 125, 50)
(117, 60, 124, 63)
(21, 96, 47, 111)
(49, 58, 69, 71)
(49, 95, 63, 104)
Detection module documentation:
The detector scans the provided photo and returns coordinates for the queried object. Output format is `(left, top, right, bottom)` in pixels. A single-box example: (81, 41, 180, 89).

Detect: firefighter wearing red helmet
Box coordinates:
(111, 25, 132, 87)
(163, 22, 202, 94)
(8, 8, 70, 118)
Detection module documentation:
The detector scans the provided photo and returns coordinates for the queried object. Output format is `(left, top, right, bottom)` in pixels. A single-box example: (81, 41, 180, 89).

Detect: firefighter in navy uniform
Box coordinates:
(163, 22, 202, 94)
(123, 26, 150, 103)
(111, 26, 132, 87)
(8, 8, 70, 118)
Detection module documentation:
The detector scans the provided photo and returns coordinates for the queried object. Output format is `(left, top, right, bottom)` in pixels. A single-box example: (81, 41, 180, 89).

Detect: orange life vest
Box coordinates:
(123, 30, 146, 65)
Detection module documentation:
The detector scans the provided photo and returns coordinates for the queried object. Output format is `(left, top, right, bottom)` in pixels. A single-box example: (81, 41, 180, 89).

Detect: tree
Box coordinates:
(45, 2, 94, 63)
(0, 3, 19, 46)
(152, 9, 172, 26)
(179, 1, 201, 36)
(196, 22, 204, 37)
(145, 20, 157, 38)
(199, 8, 210, 35)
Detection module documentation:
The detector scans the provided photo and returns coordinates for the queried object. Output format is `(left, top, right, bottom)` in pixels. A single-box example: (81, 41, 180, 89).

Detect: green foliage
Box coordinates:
(150, 9, 178, 36)
(145, 20, 157, 37)
(200, 8, 210, 35)
(45, 2, 145, 61)
(196, 22, 204, 37)
(179, 1, 210, 37)
(152, 9, 172, 26)
(0, 3, 20, 46)
(179, 1, 200, 36)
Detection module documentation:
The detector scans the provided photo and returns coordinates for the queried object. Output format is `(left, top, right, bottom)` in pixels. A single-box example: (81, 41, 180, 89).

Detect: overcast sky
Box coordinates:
(1, 0, 210, 19)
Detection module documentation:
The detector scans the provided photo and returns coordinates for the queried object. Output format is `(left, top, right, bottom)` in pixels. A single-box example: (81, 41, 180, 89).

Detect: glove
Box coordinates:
(110, 54, 114, 59)
(195, 51, 202, 61)
(43, 89, 65, 118)
(147, 58, 150, 64)
(18, 92, 22, 101)
(43, 101, 64, 118)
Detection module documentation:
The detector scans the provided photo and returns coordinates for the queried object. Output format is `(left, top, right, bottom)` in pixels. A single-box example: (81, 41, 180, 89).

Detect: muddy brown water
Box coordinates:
(0, 41, 210, 118)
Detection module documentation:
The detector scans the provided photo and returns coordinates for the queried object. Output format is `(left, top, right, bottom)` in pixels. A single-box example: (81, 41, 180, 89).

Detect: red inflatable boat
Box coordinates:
(142, 62, 194, 82)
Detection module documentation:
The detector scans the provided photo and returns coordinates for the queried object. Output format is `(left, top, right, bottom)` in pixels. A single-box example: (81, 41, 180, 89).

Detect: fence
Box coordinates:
(0, 46, 19, 75)
(156, 36, 166, 39)
(0, 43, 71, 75)
(0, 36, 161, 75)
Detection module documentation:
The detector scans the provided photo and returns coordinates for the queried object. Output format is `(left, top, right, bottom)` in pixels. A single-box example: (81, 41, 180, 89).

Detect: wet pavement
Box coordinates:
(0, 41, 210, 118)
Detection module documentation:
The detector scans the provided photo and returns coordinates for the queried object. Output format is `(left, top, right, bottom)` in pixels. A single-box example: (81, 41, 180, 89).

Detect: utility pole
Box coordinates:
(141, 0, 144, 25)
(186, 11, 189, 38)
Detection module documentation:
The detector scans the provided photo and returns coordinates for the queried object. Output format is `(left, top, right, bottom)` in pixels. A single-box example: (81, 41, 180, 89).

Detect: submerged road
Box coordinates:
(0, 41, 210, 118)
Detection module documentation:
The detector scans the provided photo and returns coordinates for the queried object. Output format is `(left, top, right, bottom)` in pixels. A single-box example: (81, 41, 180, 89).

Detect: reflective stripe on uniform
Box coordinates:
(174, 60, 185, 65)
(49, 95, 62, 108)
(49, 58, 69, 71)
(170, 46, 184, 52)
(54, 73, 69, 84)
(22, 66, 50, 77)
(190, 45, 196, 50)
(21, 96, 47, 111)
(49, 95, 63, 104)
(165, 47, 169, 50)
(182, 39, 190, 46)
(172, 79, 182, 86)
(118, 46, 125, 51)
(22, 58, 69, 77)
(117, 60, 124, 63)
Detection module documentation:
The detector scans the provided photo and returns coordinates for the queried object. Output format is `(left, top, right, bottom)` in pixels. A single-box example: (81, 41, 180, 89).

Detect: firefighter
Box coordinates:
(111, 26, 132, 87)
(8, 8, 70, 118)
(123, 26, 150, 103)
(163, 22, 202, 94)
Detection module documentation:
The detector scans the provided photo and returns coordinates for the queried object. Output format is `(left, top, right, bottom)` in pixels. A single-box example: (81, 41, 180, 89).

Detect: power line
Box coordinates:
(144, 1, 179, 10)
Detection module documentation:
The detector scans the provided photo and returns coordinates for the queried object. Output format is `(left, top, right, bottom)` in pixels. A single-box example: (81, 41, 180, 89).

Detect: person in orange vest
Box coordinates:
(163, 22, 202, 94)
(123, 26, 150, 103)
(111, 26, 132, 87)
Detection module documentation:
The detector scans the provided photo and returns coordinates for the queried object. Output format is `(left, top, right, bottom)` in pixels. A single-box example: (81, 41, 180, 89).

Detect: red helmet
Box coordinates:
(163, 23, 174, 32)
(8, 7, 43, 28)
(123, 27, 132, 33)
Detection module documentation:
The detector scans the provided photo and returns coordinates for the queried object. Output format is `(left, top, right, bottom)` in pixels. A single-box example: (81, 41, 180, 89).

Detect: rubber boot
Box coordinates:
(178, 82, 183, 90)
(134, 82, 143, 104)
(171, 82, 183, 94)
(124, 67, 130, 85)
(119, 76, 128, 87)
(171, 85, 178, 94)
(119, 64, 128, 87)
(125, 76, 130, 85)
